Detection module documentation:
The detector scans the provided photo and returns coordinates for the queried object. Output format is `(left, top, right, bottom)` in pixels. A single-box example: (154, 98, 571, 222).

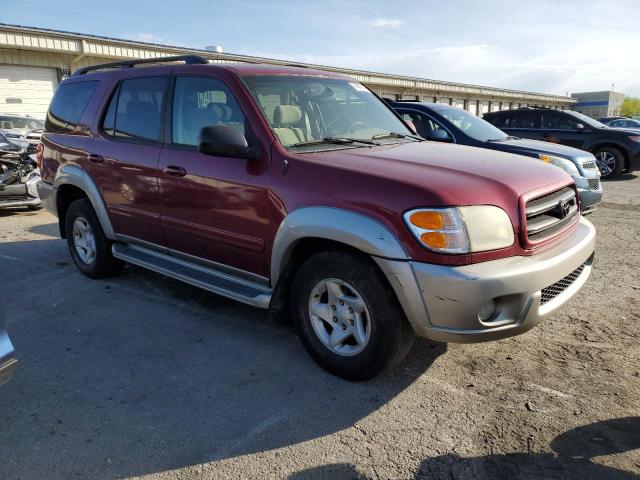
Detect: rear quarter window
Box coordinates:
(45, 81, 99, 133)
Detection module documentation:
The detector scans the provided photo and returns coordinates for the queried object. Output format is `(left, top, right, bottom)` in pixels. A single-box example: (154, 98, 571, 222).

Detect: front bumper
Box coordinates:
(376, 217, 595, 343)
(36, 180, 57, 215)
(573, 175, 602, 214)
(0, 323, 17, 386)
(0, 178, 41, 209)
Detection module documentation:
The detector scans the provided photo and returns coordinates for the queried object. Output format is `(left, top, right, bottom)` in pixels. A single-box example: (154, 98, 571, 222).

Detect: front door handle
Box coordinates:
(163, 165, 187, 177)
(87, 153, 103, 163)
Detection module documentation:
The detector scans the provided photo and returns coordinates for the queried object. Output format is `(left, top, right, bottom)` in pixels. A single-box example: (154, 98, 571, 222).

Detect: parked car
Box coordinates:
(0, 309, 17, 386)
(390, 101, 602, 214)
(0, 144, 41, 210)
(484, 108, 640, 178)
(37, 56, 595, 380)
(606, 118, 640, 129)
(596, 116, 627, 124)
(0, 114, 44, 148)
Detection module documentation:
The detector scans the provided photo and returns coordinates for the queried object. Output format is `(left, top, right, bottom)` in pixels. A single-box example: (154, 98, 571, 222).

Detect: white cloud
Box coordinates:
(369, 17, 404, 27)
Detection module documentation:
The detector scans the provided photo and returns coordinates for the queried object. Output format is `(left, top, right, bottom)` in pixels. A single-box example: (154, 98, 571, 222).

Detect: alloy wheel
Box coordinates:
(72, 217, 97, 264)
(595, 151, 617, 177)
(308, 278, 371, 356)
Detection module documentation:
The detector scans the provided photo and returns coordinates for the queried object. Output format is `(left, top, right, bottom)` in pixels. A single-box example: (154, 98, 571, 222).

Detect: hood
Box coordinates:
(492, 137, 591, 160)
(0, 128, 29, 137)
(302, 141, 572, 211)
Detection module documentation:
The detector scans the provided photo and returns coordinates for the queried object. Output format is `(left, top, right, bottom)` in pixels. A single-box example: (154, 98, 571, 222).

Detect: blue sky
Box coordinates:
(5, 0, 640, 96)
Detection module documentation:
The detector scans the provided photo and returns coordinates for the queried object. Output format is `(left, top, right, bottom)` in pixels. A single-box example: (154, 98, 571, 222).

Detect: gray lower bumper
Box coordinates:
(577, 186, 602, 214)
(376, 217, 596, 343)
(36, 180, 57, 216)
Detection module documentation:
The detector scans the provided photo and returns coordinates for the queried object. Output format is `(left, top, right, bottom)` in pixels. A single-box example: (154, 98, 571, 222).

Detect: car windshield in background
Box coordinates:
(431, 104, 508, 142)
(0, 116, 44, 130)
(564, 111, 607, 129)
(242, 76, 413, 149)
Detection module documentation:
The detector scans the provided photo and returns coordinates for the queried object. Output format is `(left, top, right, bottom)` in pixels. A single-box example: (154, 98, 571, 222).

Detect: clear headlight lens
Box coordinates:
(539, 154, 580, 176)
(628, 135, 640, 143)
(404, 206, 514, 254)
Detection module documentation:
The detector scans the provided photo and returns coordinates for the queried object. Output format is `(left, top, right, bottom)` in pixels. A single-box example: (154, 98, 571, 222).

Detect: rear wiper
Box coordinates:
(290, 137, 378, 147)
(371, 132, 423, 141)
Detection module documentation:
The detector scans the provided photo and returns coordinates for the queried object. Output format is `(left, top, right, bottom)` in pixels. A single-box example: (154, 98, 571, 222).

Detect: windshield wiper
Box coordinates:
(487, 137, 510, 143)
(371, 132, 423, 142)
(290, 137, 378, 148)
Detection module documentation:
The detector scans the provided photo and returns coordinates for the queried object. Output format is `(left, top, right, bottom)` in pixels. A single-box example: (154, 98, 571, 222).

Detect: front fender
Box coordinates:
(270, 206, 408, 286)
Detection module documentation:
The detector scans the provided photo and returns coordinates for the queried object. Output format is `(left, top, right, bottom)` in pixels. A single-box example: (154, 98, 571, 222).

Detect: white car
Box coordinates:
(0, 114, 44, 148)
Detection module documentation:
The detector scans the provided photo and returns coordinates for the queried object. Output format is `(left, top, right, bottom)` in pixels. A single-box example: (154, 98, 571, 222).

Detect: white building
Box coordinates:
(0, 23, 574, 119)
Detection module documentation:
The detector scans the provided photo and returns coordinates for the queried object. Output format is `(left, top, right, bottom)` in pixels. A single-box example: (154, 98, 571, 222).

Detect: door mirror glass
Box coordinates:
(198, 125, 257, 159)
(430, 129, 453, 142)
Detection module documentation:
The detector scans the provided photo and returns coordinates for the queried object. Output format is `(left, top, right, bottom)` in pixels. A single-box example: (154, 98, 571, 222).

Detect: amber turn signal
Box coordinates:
(420, 231, 446, 249)
(409, 211, 443, 230)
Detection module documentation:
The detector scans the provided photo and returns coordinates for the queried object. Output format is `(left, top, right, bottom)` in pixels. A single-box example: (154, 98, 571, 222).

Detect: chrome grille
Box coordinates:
(525, 187, 579, 242)
(540, 261, 587, 305)
(587, 178, 600, 190)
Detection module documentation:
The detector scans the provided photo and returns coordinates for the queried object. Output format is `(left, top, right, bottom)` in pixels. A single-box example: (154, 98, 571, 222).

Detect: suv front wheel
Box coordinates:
(65, 198, 122, 278)
(594, 146, 623, 178)
(291, 250, 414, 381)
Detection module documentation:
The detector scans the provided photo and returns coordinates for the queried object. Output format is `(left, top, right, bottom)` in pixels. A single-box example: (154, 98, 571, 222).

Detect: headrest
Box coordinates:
(218, 104, 232, 121)
(207, 103, 224, 122)
(273, 105, 302, 126)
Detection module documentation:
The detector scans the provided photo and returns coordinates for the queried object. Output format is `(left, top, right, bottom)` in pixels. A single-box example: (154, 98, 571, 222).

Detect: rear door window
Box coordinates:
(510, 112, 541, 129)
(102, 76, 168, 142)
(45, 81, 99, 133)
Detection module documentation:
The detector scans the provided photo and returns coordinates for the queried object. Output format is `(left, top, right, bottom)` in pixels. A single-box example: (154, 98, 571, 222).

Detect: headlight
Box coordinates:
(539, 154, 580, 176)
(403, 206, 514, 254)
(628, 136, 640, 143)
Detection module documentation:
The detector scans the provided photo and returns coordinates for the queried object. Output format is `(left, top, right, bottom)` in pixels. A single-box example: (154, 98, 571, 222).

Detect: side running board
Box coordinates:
(111, 243, 272, 308)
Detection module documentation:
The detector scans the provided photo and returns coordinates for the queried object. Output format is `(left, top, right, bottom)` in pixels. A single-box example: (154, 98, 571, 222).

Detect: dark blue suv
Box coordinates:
(390, 101, 602, 214)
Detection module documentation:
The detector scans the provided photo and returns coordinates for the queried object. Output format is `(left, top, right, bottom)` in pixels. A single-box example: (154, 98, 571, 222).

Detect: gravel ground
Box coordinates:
(0, 175, 638, 480)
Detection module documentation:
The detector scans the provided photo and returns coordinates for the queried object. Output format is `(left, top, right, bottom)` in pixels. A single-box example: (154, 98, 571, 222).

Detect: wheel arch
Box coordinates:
(270, 206, 409, 288)
(53, 163, 115, 239)
(591, 142, 630, 170)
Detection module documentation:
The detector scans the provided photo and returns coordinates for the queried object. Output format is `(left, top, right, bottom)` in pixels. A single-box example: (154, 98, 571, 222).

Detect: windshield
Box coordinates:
(242, 75, 412, 149)
(564, 111, 607, 129)
(431, 105, 508, 142)
(0, 116, 44, 130)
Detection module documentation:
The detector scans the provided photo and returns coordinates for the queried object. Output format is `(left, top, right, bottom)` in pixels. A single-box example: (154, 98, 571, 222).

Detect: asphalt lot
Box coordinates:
(1, 175, 639, 480)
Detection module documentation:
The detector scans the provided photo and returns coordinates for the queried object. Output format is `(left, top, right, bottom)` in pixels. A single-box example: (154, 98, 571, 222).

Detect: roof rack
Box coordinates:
(72, 55, 209, 76)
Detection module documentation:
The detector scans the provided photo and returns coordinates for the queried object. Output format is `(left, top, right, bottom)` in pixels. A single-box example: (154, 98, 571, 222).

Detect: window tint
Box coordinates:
(45, 81, 99, 133)
(401, 111, 448, 139)
(102, 77, 168, 142)
(542, 112, 581, 130)
(509, 112, 541, 129)
(485, 113, 510, 128)
(172, 76, 247, 146)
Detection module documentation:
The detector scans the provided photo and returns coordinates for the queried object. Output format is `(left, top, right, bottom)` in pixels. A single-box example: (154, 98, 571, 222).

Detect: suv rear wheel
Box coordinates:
(594, 146, 623, 178)
(291, 250, 414, 381)
(65, 198, 122, 278)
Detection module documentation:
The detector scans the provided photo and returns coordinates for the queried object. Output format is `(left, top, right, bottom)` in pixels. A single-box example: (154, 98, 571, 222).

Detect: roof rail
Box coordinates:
(72, 55, 209, 76)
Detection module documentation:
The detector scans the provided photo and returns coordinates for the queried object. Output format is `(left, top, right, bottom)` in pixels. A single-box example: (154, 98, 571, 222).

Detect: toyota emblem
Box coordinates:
(560, 200, 570, 218)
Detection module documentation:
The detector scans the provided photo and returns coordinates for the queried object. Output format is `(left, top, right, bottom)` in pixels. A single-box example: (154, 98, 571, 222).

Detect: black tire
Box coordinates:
(291, 250, 414, 381)
(65, 198, 122, 279)
(593, 146, 623, 178)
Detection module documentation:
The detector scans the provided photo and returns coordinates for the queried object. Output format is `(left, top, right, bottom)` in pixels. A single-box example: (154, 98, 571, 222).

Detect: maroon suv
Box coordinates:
(36, 56, 595, 380)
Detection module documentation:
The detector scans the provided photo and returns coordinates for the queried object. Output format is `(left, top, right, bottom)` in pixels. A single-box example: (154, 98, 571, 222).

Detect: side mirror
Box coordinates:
(198, 125, 259, 159)
(576, 123, 585, 130)
(430, 129, 453, 143)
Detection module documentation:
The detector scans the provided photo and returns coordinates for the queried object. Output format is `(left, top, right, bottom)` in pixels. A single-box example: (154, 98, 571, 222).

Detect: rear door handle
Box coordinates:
(87, 153, 103, 163)
(163, 165, 187, 177)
